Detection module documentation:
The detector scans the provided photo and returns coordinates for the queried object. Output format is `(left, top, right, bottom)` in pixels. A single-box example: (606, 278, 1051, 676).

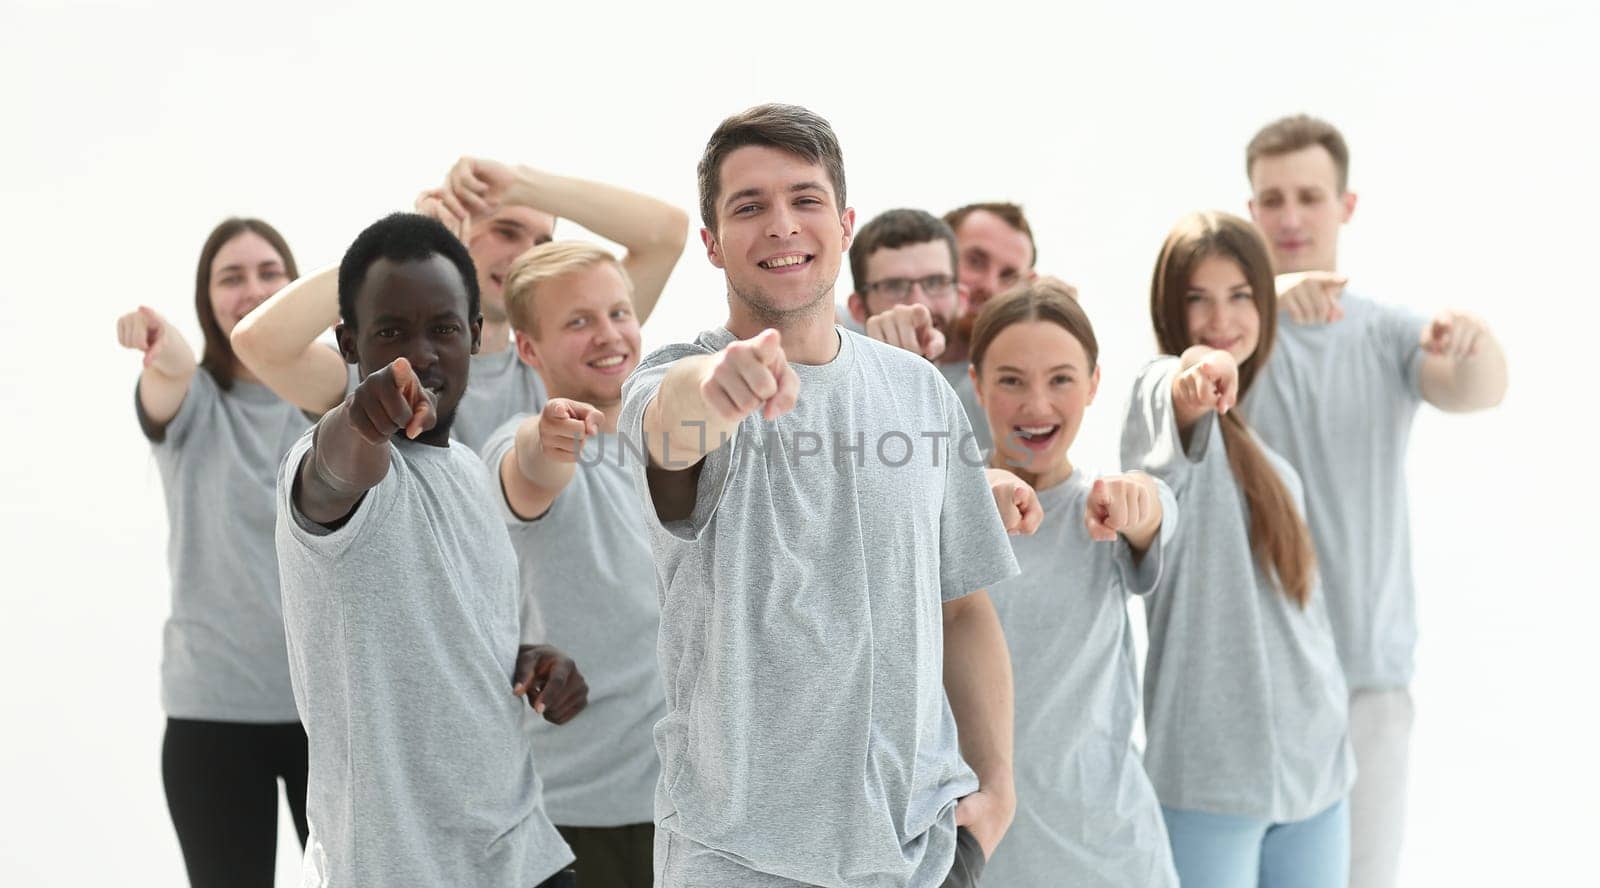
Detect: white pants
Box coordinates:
(1347, 687, 1414, 888)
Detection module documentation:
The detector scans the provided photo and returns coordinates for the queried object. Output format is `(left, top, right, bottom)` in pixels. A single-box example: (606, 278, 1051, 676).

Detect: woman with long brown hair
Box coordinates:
(115, 218, 311, 886)
(1121, 211, 1353, 887)
(968, 278, 1179, 887)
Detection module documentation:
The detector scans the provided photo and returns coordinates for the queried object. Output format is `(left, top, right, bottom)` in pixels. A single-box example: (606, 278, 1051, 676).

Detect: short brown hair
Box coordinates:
(848, 209, 958, 294)
(196, 218, 298, 390)
(943, 202, 1037, 267)
(504, 241, 633, 337)
(697, 103, 847, 234)
(1246, 114, 1351, 192)
(969, 276, 1097, 373)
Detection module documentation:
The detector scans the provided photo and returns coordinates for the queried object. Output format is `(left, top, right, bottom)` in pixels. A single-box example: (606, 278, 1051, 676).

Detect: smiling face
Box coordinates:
(853, 239, 964, 337)
(701, 144, 854, 326)
(954, 209, 1036, 309)
(974, 319, 1099, 479)
(515, 261, 640, 408)
(1183, 253, 1261, 365)
(1248, 144, 1356, 274)
(208, 231, 290, 337)
(337, 254, 481, 443)
(467, 205, 556, 322)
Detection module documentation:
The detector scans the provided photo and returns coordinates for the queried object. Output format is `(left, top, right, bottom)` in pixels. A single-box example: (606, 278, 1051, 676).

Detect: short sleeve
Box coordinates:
(1373, 301, 1427, 401)
(1119, 357, 1216, 495)
(138, 367, 218, 446)
(618, 343, 739, 543)
(275, 429, 401, 554)
(937, 388, 1020, 601)
(480, 414, 550, 526)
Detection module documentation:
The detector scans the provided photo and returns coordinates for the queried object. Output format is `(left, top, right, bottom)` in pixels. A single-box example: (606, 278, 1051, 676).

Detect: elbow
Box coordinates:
(648, 205, 691, 253)
(229, 320, 267, 372)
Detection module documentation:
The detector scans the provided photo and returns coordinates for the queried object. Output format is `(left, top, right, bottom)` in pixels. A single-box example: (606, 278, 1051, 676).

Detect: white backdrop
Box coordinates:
(2, 0, 1595, 883)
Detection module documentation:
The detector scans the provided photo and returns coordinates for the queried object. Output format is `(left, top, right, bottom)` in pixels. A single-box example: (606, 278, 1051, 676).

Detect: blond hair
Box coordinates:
(503, 241, 634, 336)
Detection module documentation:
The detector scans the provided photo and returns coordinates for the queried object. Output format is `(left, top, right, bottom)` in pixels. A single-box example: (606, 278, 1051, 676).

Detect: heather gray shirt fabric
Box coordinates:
(619, 326, 1019, 888)
(453, 347, 548, 452)
(983, 469, 1179, 888)
(1242, 292, 1427, 690)
(1121, 357, 1354, 822)
(275, 433, 571, 887)
(140, 370, 307, 722)
(937, 360, 991, 456)
(483, 419, 665, 827)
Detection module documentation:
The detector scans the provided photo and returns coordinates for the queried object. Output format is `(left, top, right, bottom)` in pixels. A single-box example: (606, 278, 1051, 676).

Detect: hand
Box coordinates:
(538, 398, 603, 463)
(1275, 271, 1348, 325)
(953, 787, 1015, 861)
(1173, 348, 1239, 417)
(1084, 473, 1158, 543)
(442, 155, 519, 220)
(512, 644, 589, 724)
(346, 357, 437, 443)
(1421, 310, 1488, 361)
(986, 468, 1042, 536)
(414, 188, 469, 241)
(700, 329, 799, 422)
(864, 303, 946, 360)
(115, 305, 169, 369)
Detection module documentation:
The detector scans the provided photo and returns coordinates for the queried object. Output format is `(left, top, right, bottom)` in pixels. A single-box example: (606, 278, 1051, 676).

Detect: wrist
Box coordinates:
(508, 164, 549, 209)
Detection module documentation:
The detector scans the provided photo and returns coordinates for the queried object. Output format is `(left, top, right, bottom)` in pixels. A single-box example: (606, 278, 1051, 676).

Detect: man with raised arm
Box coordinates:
(621, 104, 1018, 888)
(274, 212, 588, 887)
(1240, 114, 1509, 888)
(233, 160, 687, 451)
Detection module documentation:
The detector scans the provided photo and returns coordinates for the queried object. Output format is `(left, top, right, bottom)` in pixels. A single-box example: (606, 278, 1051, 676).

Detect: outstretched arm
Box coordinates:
(499, 398, 604, 521)
(295, 357, 436, 528)
(231, 264, 349, 415)
(116, 305, 197, 430)
(445, 158, 689, 323)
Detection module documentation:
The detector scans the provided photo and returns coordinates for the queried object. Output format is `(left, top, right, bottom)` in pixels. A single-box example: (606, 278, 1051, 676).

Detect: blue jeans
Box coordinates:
(1161, 799, 1349, 888)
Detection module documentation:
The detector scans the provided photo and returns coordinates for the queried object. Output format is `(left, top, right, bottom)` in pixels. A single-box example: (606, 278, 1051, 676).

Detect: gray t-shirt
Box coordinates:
(1120, 357, 1354, 822)
(1242, 292, 1427, 691)
(938, 360, 991, 455)
(983, 468, 1179, 888)
(453, 347, 548, 453)
(619, 326, 1019, 888)
(140, 370, 307, 722)
(483, 419, 666, 828)
(275, 433, 571, 887)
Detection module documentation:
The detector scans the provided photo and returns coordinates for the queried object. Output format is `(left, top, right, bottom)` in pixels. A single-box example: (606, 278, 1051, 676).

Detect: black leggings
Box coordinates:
(162, 717, 310, 888)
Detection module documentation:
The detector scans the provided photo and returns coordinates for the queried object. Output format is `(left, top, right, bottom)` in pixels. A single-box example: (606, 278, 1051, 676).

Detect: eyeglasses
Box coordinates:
(864, 274, 957, 301)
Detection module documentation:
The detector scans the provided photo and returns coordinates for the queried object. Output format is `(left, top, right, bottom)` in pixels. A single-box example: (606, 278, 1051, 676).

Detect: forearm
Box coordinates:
(508, 166, 687, 320)
(942, 592, 1014, 797)
(232, 264, 347, 413)
(643, 357, 739, 469)
(296, 401, 393, 524)
(499, 419, 575, 519)
(1425, 334, 1509, 412)
(510, 166, 686, 256)
(137, 335, 199, 423)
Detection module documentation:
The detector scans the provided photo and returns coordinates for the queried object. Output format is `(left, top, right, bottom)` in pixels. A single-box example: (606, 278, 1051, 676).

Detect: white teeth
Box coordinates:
(590, 355, 625, 368)
(761, 254, 808, 268)
(1015, 424, 1059, 440)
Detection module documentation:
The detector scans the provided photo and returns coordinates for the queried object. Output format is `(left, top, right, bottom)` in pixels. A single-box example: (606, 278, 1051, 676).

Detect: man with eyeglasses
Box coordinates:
(846, 208, 989, 452)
